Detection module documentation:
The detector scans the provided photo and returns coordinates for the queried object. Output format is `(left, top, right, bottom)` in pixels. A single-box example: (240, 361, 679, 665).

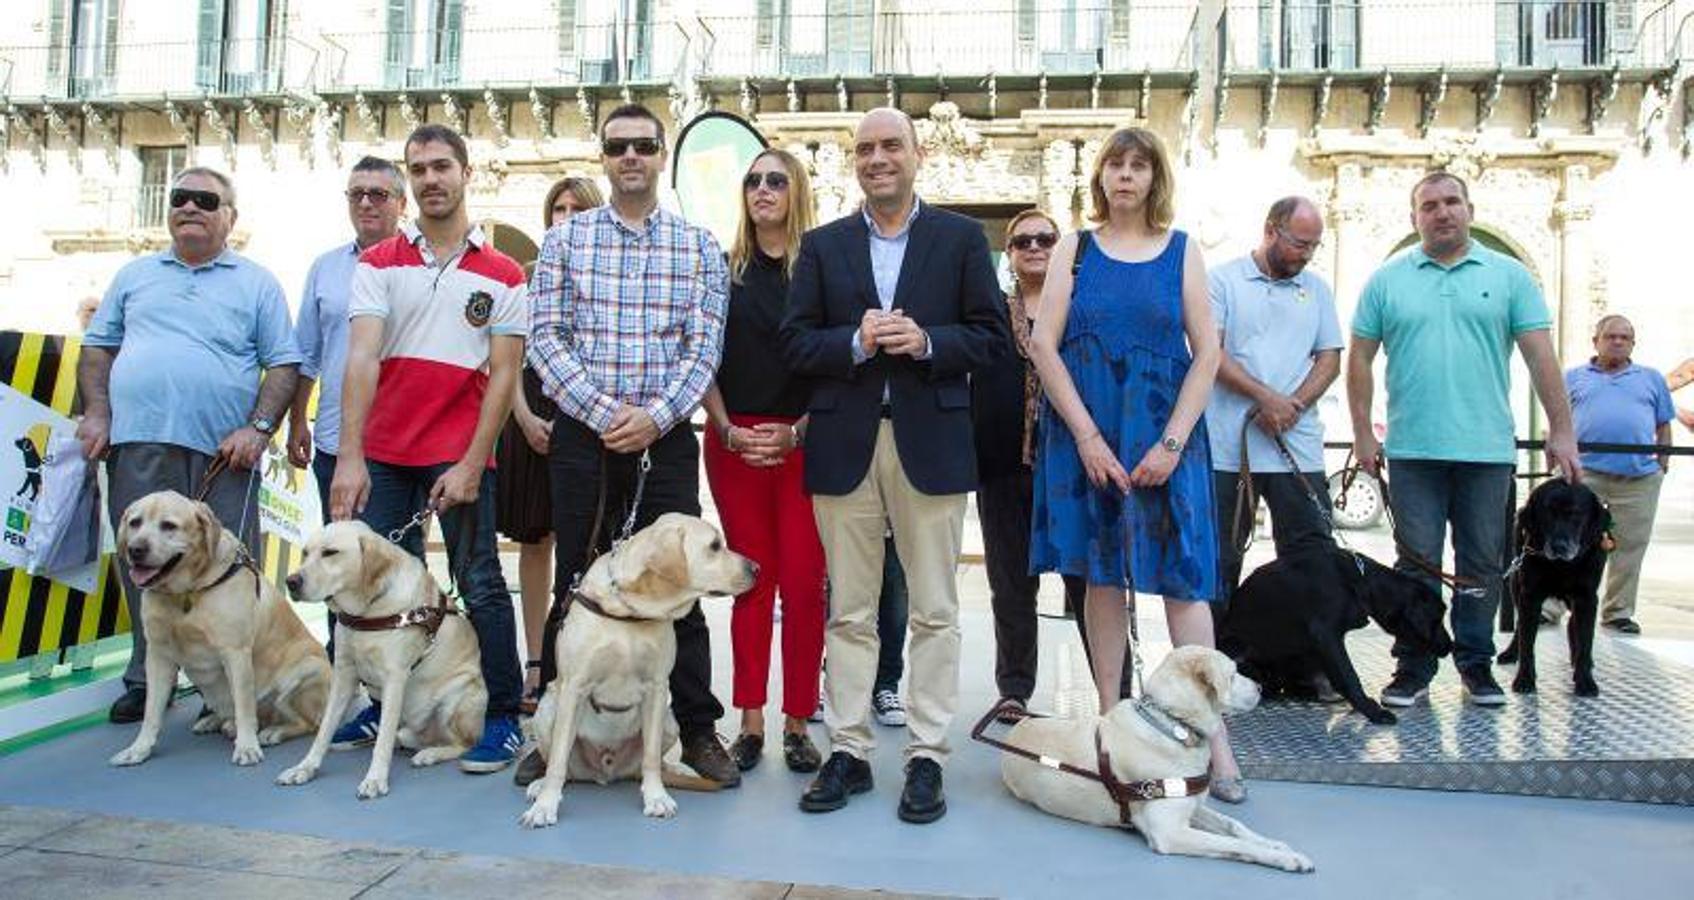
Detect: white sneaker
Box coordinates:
(873, 688, 906, 727)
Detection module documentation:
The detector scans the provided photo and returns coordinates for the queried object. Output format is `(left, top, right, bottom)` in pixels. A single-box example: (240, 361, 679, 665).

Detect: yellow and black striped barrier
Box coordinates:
(0, 330, 303, 664)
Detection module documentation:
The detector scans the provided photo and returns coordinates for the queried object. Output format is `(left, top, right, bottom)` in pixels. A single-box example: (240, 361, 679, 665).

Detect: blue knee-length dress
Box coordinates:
(1029, 229, 1219, 602)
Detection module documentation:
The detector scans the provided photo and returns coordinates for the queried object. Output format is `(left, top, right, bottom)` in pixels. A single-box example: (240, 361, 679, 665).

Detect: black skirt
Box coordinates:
(494, 367, 560, 543)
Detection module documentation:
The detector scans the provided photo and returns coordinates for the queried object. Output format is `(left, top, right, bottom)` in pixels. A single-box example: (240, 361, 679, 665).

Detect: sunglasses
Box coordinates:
(346, 187, 396, 204)
(743, 171, 790, 192)
(1275, 227, 1322, 253)
(169, 188, 223, 212)
(602, 137, 663, 157)
(1008, 232, 1058, 251)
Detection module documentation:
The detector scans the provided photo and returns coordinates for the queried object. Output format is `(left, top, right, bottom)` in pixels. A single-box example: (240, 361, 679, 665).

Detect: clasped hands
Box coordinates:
(858, 308, 928, 358)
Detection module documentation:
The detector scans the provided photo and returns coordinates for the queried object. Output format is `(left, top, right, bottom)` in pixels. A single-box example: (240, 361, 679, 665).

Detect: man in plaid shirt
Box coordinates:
(520, 103, 738, 787)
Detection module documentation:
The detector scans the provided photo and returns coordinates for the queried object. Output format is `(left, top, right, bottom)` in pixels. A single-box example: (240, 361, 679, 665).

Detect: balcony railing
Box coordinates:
(1224, 0, 1676, 72)
(134, 184, 169, 230)
(0, 37, 318, 99)
(318, 23, 685, 91)
(699, 5, 1204, 79)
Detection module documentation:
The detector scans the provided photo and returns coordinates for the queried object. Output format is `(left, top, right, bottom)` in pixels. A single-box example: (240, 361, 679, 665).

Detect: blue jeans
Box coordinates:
(1386, 459, 1513, 679)
(360, 460, 522, 718)
(875, 536, 908, 694)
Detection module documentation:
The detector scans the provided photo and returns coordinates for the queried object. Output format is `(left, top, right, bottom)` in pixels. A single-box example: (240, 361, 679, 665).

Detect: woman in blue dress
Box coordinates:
(1027, 126, 1243, 801)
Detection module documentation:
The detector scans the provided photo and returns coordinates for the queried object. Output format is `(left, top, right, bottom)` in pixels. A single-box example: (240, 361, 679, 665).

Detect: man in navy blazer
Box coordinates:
(780, 108, 1008, 824)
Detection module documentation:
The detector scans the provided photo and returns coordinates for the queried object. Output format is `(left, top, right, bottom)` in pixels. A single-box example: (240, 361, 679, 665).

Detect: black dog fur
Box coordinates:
(1220, 545, 1453, 725)
(1495, 478, 1609, 697)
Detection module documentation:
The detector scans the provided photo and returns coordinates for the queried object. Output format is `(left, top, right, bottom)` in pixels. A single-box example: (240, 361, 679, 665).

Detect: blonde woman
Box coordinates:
(499, 175, 603, 711)
(1026, 127, 1244, 802)
(701, 149, 825, 773)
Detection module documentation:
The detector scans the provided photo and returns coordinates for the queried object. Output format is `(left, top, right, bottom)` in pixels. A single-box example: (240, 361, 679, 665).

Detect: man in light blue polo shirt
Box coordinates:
(1348, 171, 1579, 709)
(1566, 314, 1674, 634)
(76, 166, 300, 724)
(287, 156, 407, 519)
(1207, 196, 1342, 616)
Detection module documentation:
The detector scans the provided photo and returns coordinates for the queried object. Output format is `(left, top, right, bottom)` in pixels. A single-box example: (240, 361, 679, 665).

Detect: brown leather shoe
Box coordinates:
(730, 733, 764, 772)
(783, 731, 822, 773)
(680, 732, 741, 787)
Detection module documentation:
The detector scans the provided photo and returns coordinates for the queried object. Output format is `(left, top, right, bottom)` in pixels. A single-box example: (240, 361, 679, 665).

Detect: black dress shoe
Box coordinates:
(799, 751, 872, 812)
(512, 746, 546, 787)
(1603, 618, 1641, 635)
(108, 686, 147, 724)
(898, 757, 946, 824)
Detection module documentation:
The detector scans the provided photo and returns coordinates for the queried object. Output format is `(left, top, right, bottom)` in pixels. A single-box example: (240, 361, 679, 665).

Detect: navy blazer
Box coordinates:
(779, 204, 1009, 496)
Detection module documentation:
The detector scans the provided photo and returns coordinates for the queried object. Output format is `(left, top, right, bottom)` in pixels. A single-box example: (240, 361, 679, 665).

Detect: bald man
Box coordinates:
(780, 108, 1008, 823)
(1206, 197, 1342, 622)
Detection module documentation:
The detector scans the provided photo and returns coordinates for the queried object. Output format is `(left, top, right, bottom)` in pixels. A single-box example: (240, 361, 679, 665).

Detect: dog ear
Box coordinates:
(193, 500, 223, 565)
(1202, 653, 1238, 709)
(357, 532, 394, 594)
(617, 526, 690, 595)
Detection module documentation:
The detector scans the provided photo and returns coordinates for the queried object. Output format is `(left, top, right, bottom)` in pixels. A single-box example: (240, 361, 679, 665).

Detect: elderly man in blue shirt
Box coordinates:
(287, 156, 408, 515)
(1566, 314, 1675, 635)
(77, 166, 301, 724)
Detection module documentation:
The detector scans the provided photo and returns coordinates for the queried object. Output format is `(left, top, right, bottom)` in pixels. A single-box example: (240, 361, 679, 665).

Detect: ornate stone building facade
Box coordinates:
(2, 0, 1692, 395)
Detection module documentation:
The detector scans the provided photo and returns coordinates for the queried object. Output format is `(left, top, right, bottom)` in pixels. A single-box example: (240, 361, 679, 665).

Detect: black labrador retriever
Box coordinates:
(1221, 545, 1453, 725)
(1495, 478, 1609, 697)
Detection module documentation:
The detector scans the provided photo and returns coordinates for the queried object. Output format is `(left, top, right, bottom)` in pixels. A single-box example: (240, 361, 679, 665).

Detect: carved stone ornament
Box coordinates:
(1586, 63, 1620, 135)
(202, 99, 236, 165)
(739, 78, 757, 119)
(163, 99, 197, 162)
(353, 90, 382, 143)
(81, 103, 120, 170)
(243, 99, 277, 170)
(485, 88, 510, 149)
(916, 101, 985, 159)
(440, 93, 466, 135)
(1418, 68, 1447, 138)
(285, 97, 316, 168)
(44, 105, 81, 170)
(530, 88, 555, 143)
(397, 93, 423, 133)
(576, 86, 596, 140)
(1259, 71, 1279, 147)
(1476, 68, 1505, 130)
(1311, 73, 1333, 138)
(1529, 68, 1559, 139)
(0, 107, 10, 174)
(1428, 134, 1497, 181)
(1367, 70, 1392, 135)
(1042, 138, 1079, 223)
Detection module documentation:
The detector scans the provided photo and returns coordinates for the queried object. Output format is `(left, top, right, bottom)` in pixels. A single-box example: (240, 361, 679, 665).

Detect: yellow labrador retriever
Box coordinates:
(519, 513, 756, 828)
(1001, 646, 1314, 873)
(276, 520, 487, 799)
(109, 491, 329, 768)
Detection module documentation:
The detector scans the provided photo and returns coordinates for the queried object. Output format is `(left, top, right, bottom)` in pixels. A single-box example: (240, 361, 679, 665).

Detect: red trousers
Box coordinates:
(703, 413, 827, 719)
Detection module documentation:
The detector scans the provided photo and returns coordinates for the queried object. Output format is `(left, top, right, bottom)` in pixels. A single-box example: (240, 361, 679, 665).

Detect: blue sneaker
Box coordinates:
(330, 702, 381, 750)
(459, 715, 523, 773)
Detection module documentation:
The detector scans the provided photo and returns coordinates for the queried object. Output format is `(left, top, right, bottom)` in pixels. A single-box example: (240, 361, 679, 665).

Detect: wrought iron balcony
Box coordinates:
(1222, 0, 1682, 73)
(0, 36, 319, 101)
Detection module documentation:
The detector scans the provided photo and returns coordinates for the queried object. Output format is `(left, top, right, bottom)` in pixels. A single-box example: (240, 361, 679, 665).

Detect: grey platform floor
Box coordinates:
(1, 590, 1692, 899)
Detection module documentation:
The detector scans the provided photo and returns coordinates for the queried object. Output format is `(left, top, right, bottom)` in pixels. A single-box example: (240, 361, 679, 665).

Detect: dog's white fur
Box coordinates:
(108, 490, 330, 767)
(1001, 646, 1314, 873)
(275, 520, 487, 799)
(519, 513, 756, 828)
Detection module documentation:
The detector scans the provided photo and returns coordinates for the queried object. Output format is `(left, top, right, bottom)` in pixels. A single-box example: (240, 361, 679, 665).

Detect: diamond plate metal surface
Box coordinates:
(1229, 629, 1694, 805)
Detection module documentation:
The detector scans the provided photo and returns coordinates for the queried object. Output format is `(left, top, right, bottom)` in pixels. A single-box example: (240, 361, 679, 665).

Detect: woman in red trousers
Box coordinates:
(702, 148, 824, 773)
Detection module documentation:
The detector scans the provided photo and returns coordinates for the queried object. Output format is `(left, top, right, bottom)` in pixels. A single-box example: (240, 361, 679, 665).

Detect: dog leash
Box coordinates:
(1334, 450, 1486, 598)
(1230, 412, 1339, 556)
(561, 447, 652, 606)
(195, 455, 263, 576)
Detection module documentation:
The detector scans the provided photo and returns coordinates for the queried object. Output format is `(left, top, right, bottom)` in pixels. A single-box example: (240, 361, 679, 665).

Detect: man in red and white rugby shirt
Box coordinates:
(328, 124, 526, 772)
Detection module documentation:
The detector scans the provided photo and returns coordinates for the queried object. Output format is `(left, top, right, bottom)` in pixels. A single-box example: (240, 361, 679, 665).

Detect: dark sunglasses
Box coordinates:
(169, 188, 223, 212)
(743, 171, 791, 192)
(602, 137, 663, 157)
(1008, 232, 1058, 251)
(345, 187, 395, 204)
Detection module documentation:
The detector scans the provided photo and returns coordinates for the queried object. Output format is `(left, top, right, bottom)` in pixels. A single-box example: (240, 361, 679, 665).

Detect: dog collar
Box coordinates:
(567, 588, 658, 623)
(335, 590, 458, 637)
(1133, 697, 1207, 749)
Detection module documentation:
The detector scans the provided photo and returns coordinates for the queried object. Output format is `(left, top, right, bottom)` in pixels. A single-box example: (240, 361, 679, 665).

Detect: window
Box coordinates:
(1500, 1, 1609, 66)
(196, 0, 288, 94)
(45, 0, 119, 98)
(1271, 0, 1359, 70)
(383, 0, 464, 88)
(136, 146, 188, 229)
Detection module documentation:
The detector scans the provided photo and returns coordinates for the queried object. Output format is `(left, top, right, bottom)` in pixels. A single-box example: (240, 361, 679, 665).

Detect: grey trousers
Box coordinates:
(108, 442, 262, 689)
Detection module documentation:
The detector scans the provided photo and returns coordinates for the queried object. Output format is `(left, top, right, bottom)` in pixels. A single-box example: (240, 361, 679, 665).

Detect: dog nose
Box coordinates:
(126, 543, 148, 563)
(746, 560, 760, 579)
(285, 572, 302, 596)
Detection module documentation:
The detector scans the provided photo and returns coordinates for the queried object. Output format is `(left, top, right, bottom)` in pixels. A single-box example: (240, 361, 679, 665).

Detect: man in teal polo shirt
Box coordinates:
(1566, 315, 1674, 635)
(1347, 171, 1580, 708)
(77, 167, 300, 724)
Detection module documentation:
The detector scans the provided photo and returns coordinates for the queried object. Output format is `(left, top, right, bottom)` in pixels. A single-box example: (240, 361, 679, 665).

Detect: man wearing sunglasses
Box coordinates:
(1205, 196, 1342, 638)
(328, 124, 529, 774)
(289, 156, 408, 519)
(78, 167, 302, 724)
(526, 103, 739, 787)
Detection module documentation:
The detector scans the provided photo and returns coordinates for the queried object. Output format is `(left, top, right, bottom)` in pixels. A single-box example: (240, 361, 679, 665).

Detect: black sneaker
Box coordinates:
(1603, 618, 1641, 635)
(511, 745, 546, 787)
(108, 686, 147, 724)
(1380, 674, 1429, 708)
(1460, 664, 1507, 707)
(799, 751, 873, 813)
(898, 757, 946, 824)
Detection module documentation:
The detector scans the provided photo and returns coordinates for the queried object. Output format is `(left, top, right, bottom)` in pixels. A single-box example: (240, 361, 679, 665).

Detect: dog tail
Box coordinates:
(662, 763, 726, 792)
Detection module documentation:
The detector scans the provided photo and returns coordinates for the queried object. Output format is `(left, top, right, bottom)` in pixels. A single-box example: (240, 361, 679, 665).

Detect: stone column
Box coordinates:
(1041, 139, 1079, 230)
(1551, 163, 1597, 366)
(1327, 161, 1372, 317)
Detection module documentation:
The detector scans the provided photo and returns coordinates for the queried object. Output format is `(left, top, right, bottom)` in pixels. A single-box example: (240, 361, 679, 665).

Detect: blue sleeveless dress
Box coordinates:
(1029, 230, 1220, 602)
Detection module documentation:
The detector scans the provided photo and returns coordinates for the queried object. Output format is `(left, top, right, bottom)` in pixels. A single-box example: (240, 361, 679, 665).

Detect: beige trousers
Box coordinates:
(812, 421, 966, 765)
(1586, 470, 1664, 622)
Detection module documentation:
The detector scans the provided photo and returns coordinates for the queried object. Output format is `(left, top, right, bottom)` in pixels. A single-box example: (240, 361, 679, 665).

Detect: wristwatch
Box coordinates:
(1160, 435, 1184, 453)
(249, 415, 277, 435)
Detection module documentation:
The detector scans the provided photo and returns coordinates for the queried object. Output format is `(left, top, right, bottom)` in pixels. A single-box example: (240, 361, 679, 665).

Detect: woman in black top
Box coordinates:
(701, 149, 826, 773)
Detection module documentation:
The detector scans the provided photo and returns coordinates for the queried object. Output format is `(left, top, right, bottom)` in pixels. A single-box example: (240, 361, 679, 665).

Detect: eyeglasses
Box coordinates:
(346, 187, 396, 205)
(1275, 227, 1322, 253)
(169, 188, 223, 212)
(602, 137, 663, 157)
(1008, 232, 1059, 252)
(743, 171, 790, 192)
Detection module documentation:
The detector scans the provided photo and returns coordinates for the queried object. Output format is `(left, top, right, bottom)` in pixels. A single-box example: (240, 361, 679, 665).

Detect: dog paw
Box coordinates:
(519, 797, 561, 829)
(220, 720, 238, 739)
(257, 727, 289, 746)
(1282, 851, 1316, 873)
(108, 743, 154, 767)
(525, 779, 546, 801)
(276, 763, 318, 786)
(1511, 676, 1536, 694)
(231, 742, 264, 766)
(191, 715, 224, 735)
(1574, 679, 1599, 698)
(642, 790, 678, 819)
(356, 775, 390, 800)
(1364, 707, 1398, 725)
(411, 747, 457, 767)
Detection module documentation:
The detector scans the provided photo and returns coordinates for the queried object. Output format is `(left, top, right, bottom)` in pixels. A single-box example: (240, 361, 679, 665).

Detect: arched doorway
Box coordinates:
(482, 220, 539, 272)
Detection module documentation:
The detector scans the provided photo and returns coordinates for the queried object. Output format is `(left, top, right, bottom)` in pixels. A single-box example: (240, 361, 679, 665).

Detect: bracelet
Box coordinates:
(719, 423, 735, 451)
(1075, 429, 1101, 445)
